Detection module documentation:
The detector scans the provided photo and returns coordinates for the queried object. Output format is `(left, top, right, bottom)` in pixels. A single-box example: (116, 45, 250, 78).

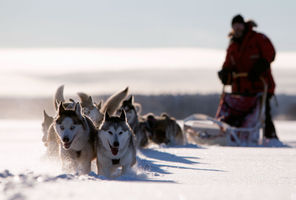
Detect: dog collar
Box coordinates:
(112, 159, 120, 165)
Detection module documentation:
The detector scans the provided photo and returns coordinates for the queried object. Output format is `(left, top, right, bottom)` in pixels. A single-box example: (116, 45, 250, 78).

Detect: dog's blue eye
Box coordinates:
(108, 131, 113, 135)
(119, 131, 123, 135)
(70, 126, 75, 130)
(60, 126, 65, 130)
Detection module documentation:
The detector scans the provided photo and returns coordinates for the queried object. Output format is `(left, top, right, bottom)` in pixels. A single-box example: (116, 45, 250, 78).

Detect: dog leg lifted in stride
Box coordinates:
(96, 110, 136, 178)
(52, 102, 97, 174)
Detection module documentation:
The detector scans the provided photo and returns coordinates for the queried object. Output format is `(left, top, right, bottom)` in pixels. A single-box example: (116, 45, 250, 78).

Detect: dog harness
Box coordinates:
(112, 159, 120, 165)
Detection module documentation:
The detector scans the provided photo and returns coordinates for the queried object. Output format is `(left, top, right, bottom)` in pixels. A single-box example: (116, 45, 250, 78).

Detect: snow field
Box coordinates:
(0, 120, 295, 200)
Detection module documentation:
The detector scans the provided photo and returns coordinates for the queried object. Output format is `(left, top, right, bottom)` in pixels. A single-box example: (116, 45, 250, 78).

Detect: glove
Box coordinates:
(248, 58, 270, 81)
(218, 69, 232, 85)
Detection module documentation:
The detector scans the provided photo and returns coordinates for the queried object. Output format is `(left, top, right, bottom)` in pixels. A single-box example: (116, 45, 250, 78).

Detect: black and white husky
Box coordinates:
(119, 96, 149, 148)
(47, 102, 97, 174)
(96, 110, 136, 178)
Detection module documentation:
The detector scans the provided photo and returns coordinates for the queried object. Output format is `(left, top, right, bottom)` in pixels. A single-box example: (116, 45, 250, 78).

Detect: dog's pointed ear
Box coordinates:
(120, 109, 126, 121)
(75, 102, 83, 118)
(95, 100, 102, 110)
(104, 111, 111, 121)
(88, 96, 93, 104)
(57, 102, 65, 114)
(127, 95, 134, 104)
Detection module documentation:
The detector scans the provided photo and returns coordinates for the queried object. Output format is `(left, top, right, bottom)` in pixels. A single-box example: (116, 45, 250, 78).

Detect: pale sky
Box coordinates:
(0, 0, 295, 51)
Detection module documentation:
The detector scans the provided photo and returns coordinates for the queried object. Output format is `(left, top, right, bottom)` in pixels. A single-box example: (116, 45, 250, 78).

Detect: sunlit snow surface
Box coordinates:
(0, 120, 295, 200)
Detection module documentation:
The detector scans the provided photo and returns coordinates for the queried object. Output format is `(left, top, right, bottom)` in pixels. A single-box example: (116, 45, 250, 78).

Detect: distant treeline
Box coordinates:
(131, 94, 296, 120)
(132, 94, 220, 119)
(0, 93, 295, 120)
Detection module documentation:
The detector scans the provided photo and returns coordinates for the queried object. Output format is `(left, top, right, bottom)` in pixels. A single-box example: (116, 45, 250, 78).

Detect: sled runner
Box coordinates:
(184, 73, 268, 146)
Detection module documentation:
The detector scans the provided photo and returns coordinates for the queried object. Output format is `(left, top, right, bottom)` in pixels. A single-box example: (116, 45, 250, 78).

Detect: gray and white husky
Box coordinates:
(96, 110, 136, 178)
(47, 102, 97, 174)
(119, 96, 149, 148)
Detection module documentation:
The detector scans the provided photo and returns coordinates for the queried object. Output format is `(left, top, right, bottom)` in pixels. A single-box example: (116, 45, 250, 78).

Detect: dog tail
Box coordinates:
(134, 102, 142, 115)
(101, 87, 129, 115)
(77, 92, 93, 108)
(54, 85, 65, 110)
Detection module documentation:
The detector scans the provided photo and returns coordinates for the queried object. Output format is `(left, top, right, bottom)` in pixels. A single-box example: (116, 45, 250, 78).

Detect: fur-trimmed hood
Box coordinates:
(228, 20, 257, 38)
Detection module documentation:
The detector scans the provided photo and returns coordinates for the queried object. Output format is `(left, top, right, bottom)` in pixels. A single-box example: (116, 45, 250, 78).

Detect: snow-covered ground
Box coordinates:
(0, 120, 295, 200)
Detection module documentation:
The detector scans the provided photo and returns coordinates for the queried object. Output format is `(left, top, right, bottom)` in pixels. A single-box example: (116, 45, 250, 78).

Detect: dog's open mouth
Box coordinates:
(62, 135, 77, 150)
(109, 144, 119, 155)
(63, 139, 74, 150)
(64, 141, 72, 149)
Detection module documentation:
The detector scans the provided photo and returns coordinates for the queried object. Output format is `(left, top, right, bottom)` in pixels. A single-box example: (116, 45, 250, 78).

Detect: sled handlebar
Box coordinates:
(229, 72, 267, 92)
(231, 72, 267, 91)
(232, 72, 248, 79)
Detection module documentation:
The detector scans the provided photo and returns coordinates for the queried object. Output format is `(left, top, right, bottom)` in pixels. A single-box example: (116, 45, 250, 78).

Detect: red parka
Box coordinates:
(222, 22, 276, 95)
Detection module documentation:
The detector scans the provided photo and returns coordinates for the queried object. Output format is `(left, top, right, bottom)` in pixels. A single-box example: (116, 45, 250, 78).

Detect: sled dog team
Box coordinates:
(42, 85, 184, 178)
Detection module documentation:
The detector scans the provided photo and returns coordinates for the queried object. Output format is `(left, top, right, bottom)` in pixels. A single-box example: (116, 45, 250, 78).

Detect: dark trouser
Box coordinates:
(264, 95, 278, 139)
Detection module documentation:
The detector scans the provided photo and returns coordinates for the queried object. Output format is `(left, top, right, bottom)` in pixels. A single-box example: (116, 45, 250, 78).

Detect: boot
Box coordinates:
(264, 95, 279, 139)
(264, 119, 278, 139)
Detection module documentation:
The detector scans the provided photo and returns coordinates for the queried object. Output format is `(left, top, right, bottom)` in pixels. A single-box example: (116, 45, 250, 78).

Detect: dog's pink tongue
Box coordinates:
(111, 147, 118, 155)
(64, 143, 71, 149)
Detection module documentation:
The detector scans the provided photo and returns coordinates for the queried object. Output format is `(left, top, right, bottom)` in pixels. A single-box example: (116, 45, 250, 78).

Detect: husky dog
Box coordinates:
(96, 110, 136, 178)
(77, 92, 103, 126)
(119, 96, 149, 148)
(55, 85, 129, 127)
(41, 85, 78, 156)
(120, 96, 141, 129)
(77, 87, 128, 127)
(41, 110, 53, 146)
(43, 85, 128, 158)
(144, 113, 184, 145)
(47, 102, 97, 174)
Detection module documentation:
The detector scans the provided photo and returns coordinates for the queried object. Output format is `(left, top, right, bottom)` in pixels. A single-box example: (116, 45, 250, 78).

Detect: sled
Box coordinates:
(184, 73, 268, 146)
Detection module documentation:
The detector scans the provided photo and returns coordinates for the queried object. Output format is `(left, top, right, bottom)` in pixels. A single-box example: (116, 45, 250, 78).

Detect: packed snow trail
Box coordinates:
(0, 120, 295, 200)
